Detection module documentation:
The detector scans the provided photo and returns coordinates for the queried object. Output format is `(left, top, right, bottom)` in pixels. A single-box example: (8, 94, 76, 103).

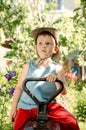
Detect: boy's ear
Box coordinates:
(53, 46, 59, 53)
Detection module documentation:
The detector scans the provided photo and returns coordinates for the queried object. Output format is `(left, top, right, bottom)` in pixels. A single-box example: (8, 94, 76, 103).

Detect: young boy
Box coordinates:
(10, 27, 80, 130)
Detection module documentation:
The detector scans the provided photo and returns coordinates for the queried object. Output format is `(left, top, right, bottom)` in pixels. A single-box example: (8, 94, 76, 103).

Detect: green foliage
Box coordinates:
(75, 80, 86, 91)
(0, 0, 85, 65)
(0, 74, 12, 129)
(74, 90, 86, 122)
(4, 39, 36, 64)
(0, 0, 86, 129)
(0, 1, 29, 38)
(57, 80, 86, 122)
(0, 124, 13, 130)
(73, 0, 86, 66)
(0, 62, 21, 129)
(67, 80, 86, 122)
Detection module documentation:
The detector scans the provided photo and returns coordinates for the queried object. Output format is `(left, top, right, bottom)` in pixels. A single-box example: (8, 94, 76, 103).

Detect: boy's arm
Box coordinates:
(10, 63, 28, 121)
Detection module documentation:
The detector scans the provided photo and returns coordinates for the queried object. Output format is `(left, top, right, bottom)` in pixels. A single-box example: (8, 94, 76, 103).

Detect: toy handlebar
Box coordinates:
(22, 78, 64, 105)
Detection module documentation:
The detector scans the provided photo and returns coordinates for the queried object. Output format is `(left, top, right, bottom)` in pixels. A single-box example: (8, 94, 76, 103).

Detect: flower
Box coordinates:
(6, 61, 12, 66)
(5, 73, 12, 81)
(10, 87, 15, 96)
(65, 71, 77, 81)
(11, 71, 16, 77)
(4, 71, 16, 81)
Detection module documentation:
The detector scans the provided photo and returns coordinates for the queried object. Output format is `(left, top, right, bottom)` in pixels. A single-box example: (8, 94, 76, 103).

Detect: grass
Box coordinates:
(79, 122, 86, 130)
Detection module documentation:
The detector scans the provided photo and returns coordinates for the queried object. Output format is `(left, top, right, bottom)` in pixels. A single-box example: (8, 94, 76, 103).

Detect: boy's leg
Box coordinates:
(48, 103, 80, 130)
(14, 108, 37, 130)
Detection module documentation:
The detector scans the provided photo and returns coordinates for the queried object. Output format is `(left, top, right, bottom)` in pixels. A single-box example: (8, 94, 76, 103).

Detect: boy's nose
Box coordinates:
(42, 43, 47, 47)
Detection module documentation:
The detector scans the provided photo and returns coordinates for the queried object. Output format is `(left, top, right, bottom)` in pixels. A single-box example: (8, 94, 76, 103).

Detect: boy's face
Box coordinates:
(35, 34, 58, 59)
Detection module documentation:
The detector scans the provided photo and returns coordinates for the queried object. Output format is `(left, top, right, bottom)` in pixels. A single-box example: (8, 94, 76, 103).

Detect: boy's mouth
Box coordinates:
(42, 50, 46, 52)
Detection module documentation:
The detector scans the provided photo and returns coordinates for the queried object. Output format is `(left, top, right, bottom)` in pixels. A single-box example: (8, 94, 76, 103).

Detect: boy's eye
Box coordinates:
(46, 42, 51, 45)
(37, 42, 51, 46)
(38, 42, 42, 45)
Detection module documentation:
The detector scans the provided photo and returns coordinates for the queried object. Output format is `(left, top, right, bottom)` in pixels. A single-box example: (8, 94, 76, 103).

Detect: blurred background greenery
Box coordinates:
(0, 0, 86, 129)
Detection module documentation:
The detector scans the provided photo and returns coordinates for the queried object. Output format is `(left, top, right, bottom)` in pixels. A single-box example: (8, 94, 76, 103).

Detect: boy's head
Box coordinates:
(32, 27, 60, 61)
(32, 27, 59, 46)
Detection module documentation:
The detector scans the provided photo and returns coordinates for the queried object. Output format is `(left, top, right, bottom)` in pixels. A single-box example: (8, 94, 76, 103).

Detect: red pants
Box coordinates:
(14, 103, 80, 130)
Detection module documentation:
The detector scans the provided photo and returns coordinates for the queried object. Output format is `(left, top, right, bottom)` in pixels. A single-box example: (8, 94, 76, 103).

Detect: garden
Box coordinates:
(0, 0, 86, 130)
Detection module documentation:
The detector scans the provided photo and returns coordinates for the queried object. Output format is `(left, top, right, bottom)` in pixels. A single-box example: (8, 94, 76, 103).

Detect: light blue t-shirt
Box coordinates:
(18, 61, 57, 109)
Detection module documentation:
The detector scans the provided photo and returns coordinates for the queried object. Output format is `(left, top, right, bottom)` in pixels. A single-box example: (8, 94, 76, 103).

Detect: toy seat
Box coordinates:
(24, 120, 60, 130)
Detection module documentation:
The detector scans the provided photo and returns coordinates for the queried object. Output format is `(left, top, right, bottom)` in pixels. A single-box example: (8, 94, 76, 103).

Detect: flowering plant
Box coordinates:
(65, 70, 77, 81)
(0, 60, 21, 129)
(4, 61, 17, 96)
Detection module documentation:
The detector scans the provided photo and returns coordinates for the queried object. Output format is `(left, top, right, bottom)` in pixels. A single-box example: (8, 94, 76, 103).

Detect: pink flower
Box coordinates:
(65, 71, 77, 81)
(6, 61, 12, 66)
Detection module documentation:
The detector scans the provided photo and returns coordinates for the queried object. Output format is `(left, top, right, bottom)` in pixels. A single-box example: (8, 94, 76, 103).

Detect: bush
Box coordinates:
(74, 90, 86, 122)
(59, 80, 86, 122)
(0, 62, 21, 129)
(75, 80, 86, 91)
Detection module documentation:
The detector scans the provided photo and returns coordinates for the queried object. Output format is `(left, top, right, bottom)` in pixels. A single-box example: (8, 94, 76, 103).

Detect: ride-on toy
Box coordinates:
(22, 78, 64, 130)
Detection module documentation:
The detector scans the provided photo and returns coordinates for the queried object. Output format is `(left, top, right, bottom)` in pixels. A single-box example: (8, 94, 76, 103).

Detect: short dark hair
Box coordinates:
(35, 31, 58, 45)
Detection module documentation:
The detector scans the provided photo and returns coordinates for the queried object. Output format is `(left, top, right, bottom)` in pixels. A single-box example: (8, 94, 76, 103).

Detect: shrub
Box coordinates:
(0, 61, 21, 129)
(75, 80, 86, 91)
(74, 90, 86, 122)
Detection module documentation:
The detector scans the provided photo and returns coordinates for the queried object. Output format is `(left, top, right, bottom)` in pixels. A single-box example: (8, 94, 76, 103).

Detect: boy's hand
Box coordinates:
(10, 107, 17, 122)
(45, 74, 57, 82)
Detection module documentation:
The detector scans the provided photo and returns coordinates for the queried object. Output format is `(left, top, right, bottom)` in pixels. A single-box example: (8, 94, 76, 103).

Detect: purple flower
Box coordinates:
(5, 73, 12, 81)
(10, 87, 15, 95)
(5, 71, 16, 81)
(11, 71, 16, 77)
